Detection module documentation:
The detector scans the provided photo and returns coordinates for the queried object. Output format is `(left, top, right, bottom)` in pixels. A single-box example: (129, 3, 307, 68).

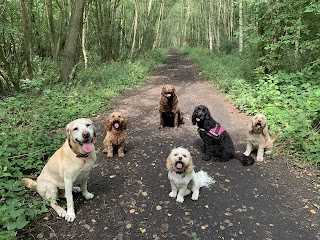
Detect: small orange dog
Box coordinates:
(103, 112, 128, 158)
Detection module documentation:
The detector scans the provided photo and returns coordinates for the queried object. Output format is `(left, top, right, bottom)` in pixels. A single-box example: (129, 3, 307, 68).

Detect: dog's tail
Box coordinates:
(196, 170, 213, 188)
(22, 177, 37, 188)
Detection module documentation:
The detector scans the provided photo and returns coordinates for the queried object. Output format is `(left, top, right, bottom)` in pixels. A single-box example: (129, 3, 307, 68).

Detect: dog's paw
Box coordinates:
(65, 211, 76, 222)
(83, 192, 94, 199)
(191, 194, 199, 201)
(72, 187, 81, 193)
(107, 153, 113, 158)
(256, 156, 264, 162)
(169, 191, 177, 198)
(265, 150, 272, 155)
(56, 208, 67, 218)
(243, 151, 251, 157)
(176, 196, 184, 203)
(118, 152, 125, 158)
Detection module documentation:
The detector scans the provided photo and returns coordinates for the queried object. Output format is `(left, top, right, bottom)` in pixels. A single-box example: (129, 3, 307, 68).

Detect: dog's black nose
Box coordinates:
(82, 131, 90, 138)
(178, 156, 182, 160)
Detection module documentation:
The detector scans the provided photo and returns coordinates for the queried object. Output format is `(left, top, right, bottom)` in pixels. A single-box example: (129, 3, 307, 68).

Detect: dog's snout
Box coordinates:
(82, 131, 90, 138)
(178, 156, 182, 160)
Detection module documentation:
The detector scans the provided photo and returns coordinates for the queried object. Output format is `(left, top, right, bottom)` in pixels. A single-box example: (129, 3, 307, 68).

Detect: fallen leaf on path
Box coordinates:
(201, 224, 209, 229)
(310, 209, 317, 214)
(156, 205, 162, 211)
(129, 209, 135, 214)
(139, 228, 146, 234)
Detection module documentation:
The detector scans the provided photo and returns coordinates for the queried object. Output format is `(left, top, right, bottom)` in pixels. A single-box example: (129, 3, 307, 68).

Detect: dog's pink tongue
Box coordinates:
(176, 163, 183, 169)
(114, 123, 119, 128)
(166, 93, 171, 97)
(196, 118, 200, 122)
(82, 143, 94, 153)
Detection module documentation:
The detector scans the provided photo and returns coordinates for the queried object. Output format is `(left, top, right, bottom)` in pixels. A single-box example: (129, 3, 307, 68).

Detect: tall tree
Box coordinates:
(19, 0, 34, 79)
(59, 0, 86, 83)
(239, 0, 243, 53)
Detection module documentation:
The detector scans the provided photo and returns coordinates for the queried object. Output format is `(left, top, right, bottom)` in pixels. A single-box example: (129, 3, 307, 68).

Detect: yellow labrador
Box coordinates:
(23, 118, 96, 222)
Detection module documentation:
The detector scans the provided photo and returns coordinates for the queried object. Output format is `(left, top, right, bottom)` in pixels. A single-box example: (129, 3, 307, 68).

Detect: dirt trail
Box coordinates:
(24, 49, 319, 240)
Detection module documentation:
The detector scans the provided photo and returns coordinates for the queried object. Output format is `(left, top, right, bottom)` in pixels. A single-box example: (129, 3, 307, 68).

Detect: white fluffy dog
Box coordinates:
(243, 114, 274, 162)
(166, 147, 213, 203)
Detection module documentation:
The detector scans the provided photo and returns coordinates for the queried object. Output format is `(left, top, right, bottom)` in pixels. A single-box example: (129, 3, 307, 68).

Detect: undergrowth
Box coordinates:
(0, 48, 168, 239)
(181, 47, 320, 167)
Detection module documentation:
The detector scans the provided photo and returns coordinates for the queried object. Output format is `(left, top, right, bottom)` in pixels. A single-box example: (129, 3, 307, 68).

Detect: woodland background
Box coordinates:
(0, 0, 319, 238)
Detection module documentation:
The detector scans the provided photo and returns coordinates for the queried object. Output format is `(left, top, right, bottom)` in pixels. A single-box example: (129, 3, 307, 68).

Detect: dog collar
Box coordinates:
(207, 123, 225, 138)
(68, 140, 91, 158)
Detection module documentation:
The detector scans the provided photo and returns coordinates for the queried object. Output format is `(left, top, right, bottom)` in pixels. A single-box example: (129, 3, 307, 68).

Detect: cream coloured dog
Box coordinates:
(243, 114, 274, 162)
(23, 118, 96, 222)
(166, 147, 213, 203)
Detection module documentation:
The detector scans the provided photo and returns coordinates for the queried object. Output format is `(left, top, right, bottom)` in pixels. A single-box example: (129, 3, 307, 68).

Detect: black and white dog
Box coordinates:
(192, 105, 235, 162)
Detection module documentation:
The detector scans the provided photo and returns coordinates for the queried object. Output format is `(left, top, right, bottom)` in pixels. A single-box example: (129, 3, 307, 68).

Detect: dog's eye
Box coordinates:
(174, 154, 178, 156)
(86, 123, 91, 127)
(73, 127, 78, 131)
(183, 154, 186, 158)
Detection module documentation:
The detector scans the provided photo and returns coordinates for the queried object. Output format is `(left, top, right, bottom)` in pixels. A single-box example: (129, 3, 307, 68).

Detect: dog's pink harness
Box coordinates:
(207, 124, 225, 138)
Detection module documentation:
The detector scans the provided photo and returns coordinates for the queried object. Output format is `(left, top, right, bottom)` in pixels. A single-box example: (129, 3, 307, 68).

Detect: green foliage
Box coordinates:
(184, 47, 320, 166)
(0, 48, 167, 238)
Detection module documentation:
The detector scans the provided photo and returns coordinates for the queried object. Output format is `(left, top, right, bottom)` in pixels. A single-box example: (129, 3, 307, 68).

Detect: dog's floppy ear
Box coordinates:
(105, 115, 112, 131)
(184, 156, 194, 174)
(248, 121, 254, 134)
(262, 122, 269, 136)
(166, 154, 174, 172)
(123, 115, 128, 130)
(66, 123, 71, 140)
(192, 109, 197, 125)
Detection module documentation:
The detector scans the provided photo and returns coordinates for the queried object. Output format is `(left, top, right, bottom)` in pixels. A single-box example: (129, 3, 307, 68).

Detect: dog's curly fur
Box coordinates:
(192, 105, 235, 162)
(158, 84, 183, 129)
(242, 114, 274, 164)
(103, 112, 128, 158)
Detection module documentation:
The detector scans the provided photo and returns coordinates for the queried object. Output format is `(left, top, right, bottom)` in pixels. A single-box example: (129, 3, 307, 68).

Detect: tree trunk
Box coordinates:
(19, 0, 34, 79)
(239, 0, 244, 53)
(130, 0, 138, 58)
(46, 0, 58, 62)
(59, 0, 86, 83)
(82, 4, 89, 69)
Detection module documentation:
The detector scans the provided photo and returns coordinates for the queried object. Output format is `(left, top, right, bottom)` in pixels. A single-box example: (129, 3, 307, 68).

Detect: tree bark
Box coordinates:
(19, 0, 34, 79)
(59, 0, 86, 83)
(46, 0, 58, 62)
(239, 0, 244, 53)
(82, 4, 89, 69)
(130, 0, 138, 58)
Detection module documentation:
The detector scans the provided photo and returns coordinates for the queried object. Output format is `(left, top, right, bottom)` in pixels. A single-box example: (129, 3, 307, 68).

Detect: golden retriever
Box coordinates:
(23, 118, 96, 222)
(103, 111, 128, 157)
(158, 84, 183, 129)
(166, 147, 213, 203)
(243, 114, 274, 162)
